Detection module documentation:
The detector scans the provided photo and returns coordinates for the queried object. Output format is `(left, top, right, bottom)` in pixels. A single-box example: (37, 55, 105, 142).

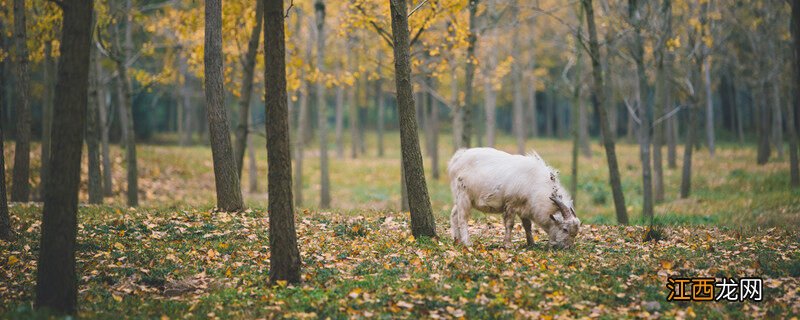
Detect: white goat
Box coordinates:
(447, 148, 581, 248)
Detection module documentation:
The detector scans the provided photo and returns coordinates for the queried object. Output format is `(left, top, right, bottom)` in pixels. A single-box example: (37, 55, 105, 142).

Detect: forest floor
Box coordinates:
(2, 133, 800, 318)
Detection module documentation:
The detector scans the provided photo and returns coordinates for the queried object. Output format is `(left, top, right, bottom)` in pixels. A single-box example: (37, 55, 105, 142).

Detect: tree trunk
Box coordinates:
(390, 0, 437, 238)
(116, 0, 139, 207)
(680, 105, 698, 198)
(97, 55, 113, 197)
(349, 80, 358, 159)
(264, 0, 301, 284)
(666, 91, 677, 169)
(512, 1, 525, 154)
(653, 0, 671, 203)
(582, 0, 628, 225)
(116, 62, 138, 206)
(772, 83, 784, 158)
(460, 0, 479, 148)
(87, 38, 103, 204)
(316, 0, 331, 209)
(40, 40, 55, 201)
(205, 0, 244, 211)
(376, 69, 385, 157)
(756, 85, 771, 165)
(427, 78, 440, 180)
(179, 54, 193, 146)
(0, 83, 11, 241)
(630, 0, 653, 222)
(34, 0, 92, 313)
(11, 0, 32, 202)
(294, 10, 312, 207)
(235, 0, 264, 178)
(484, 2, 498, 148)
(570, 25, 583, 200)
(247, 132, 258, 192)
(791, 0, 800, 187)
(335, 82, 345, 158)
(704, 59, 715, 157)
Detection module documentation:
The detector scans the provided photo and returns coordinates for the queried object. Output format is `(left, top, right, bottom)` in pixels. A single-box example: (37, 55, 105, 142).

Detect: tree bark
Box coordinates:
(390, 0, 437, 238)
(582, 0, 628, 225)
(235, 0, 264, 178)
(205, 0, 244, 211)
(34, 0, 92, 313)
(316, 0, 331, 209)
(680, 105, 699, 198)
(11, 0, 32, 202)
(87, 37, 103, 204)
(116, 63, 138, 206)
(484, 0, 498, 148)
(264, 0, 301, 284)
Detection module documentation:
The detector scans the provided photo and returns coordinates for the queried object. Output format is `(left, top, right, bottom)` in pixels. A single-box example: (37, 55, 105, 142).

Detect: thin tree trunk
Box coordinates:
(0, 79, 10, 241)
(704, 59, 715, 157)
(116, 0, 139, 207)
(484, 2, 497, 148)
(11, 0, 32, 202)
(570, 23, 583, 199)
(791, 0, 800, 187)
(653, 0, 671, 202)
(666, 94, 677, 168)
(316, 0, 331, 208)
(264, 0, 301, 284)
(460, 0, 479, 148)
(427, 78, 440, 180)
(630, 0, 653, 222)
(756, 85, 771, 164)
(205, 0, 244, 211)
(97, 58, 113, 197)
(40, 40, 55, 200)
(34, 0, 92, 313)
(512, 1, 525, 154)
(348, 42, 358, 159)
(179, 55, 193, 146)
(359, 79, 367, 155)
(680, 105, 698, 198)
(247, 130, 258, 192)
(294, 10, 312, 206)
(87, 38, 103, 204)
(582, 0, 628, 225)
(772, 83, 784, 158)
(116, 62, 138, 206)
(335, 82, 345, 158)
(377, 68, 385, 157)
(390, 0, 437, 238)
(235, 0, 264, 178)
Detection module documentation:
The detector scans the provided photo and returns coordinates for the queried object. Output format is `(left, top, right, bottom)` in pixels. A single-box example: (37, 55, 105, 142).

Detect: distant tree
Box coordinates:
(205, 0, 244, 212)
(455, 0, 479, 149)
(512, 0, 525, 154)
(234, 0, 264, 178)
(96, 51, 113, 197)
(390, 0, 437, 238)
(11, 0, 32, 202)
(316, 0, 331, 209)
(35, 0, 92, 314)
(581, 0, 628, 225)
(264, 0, 301, 284)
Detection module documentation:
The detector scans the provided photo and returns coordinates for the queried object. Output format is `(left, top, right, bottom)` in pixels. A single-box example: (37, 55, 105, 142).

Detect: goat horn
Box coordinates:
(549, 195, 573, 218)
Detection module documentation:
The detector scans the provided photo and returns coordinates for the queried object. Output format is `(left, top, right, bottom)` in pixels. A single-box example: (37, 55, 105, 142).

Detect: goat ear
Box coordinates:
(550, 213, 558, 222)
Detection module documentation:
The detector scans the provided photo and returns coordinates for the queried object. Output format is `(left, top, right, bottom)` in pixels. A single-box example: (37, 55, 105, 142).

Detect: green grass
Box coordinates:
(1, 132, 799, 318)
